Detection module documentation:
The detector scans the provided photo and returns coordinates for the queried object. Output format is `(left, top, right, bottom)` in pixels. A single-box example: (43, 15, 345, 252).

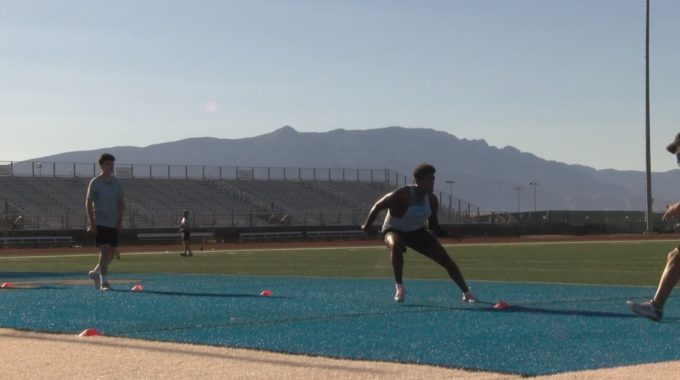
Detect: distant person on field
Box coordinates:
(179, 210, 193, 257)
(86, 153, 125, 291)
(628, 133, 680, 321)
(361, 163, 476, 304)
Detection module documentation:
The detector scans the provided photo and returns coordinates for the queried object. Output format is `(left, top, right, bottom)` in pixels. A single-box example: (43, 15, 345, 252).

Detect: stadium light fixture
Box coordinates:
(529, 181, 540, 212)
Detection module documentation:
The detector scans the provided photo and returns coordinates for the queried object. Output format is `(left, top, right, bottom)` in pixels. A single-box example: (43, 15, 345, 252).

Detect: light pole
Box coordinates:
(444, 180, 455, 209)
(445, 180, 455, 223)
(529, 181, 540, 212)
(643, 0, 653, 232)
(514, 186, 523, 214)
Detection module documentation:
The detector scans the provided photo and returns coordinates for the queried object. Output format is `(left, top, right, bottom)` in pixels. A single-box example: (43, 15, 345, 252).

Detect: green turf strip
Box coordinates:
(0, 240, 675, 286)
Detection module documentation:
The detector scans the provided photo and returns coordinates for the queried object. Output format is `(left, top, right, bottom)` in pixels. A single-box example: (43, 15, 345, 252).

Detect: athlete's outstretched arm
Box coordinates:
(361, 188, 408, 232)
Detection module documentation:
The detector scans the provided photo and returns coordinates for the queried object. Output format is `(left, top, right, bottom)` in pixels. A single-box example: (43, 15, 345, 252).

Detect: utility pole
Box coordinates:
(529, 181, 540, 212)
(445, 180, 455, 223)
(514, 186, 524, 214)
(644, 0, 653, 232)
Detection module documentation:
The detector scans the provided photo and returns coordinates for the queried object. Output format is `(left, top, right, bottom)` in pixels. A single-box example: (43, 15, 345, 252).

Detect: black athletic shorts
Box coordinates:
(381, 228, 437, 252)
(95, 226, 118, 247)
(182, 230, 191, 242)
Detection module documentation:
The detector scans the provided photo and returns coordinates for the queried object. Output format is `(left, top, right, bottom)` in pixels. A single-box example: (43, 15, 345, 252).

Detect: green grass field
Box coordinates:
(0, 240, 676, 286)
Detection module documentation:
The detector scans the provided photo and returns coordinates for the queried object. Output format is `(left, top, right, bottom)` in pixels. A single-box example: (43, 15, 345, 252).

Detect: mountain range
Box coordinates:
(25, 126, 680, 212)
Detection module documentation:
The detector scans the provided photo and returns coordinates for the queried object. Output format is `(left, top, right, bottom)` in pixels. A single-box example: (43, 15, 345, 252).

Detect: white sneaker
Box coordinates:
(394, 285, 405, 303)
(627, 300, 663, 321)
(88, 271, 101, 290)
(462, 291, 477, 303)
(100, 282, 111, 292)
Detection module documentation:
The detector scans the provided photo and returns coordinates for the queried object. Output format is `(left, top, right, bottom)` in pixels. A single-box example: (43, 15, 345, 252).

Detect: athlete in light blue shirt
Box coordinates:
(86, 153, 125, 291)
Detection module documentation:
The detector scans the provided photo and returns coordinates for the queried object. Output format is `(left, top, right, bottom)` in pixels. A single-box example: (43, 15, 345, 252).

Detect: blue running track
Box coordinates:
(0, 272, 678, 376)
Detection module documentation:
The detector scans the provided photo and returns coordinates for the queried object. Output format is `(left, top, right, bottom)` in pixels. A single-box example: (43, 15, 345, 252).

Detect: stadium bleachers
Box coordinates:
(0, 177, 86, 229)
(6, 166, 658, 237)
(0, 176, 403, 230)
(0, 155, 486, 233)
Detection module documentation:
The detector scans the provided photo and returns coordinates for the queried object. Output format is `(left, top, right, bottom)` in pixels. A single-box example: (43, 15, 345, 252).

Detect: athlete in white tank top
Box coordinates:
(360, 163, 476, 304)
(382, 186, 431, 232)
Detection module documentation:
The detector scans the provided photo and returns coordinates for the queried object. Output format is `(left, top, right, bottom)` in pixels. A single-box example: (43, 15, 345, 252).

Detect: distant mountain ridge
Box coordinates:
(25, 126, 680, 212)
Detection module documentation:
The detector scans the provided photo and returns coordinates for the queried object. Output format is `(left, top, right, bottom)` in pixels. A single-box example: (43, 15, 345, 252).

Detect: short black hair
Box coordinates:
(666, 132, 680, 154)
(98, 153, 116, 166)
(413, 163, 436, 179)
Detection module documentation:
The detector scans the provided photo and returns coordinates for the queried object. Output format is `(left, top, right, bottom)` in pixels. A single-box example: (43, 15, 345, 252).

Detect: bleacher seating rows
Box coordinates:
(0, 235, 74, 246)
(0, 176, 402, 230)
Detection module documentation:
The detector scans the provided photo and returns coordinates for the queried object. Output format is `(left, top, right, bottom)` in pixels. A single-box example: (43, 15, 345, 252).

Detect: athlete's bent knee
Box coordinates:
(669, 248, 680, 264)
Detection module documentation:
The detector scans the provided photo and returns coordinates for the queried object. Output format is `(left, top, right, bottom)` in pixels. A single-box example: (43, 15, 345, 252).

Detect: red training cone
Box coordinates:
(260, 289, 273, 296)
(79, 328, 102, 337)
(1, 282, 14, 289)
(131, 283, 144, 292)
(493, 301, 510, 310)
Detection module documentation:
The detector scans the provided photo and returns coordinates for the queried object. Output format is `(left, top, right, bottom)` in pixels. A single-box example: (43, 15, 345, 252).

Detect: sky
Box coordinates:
(1, 0, 679, 172)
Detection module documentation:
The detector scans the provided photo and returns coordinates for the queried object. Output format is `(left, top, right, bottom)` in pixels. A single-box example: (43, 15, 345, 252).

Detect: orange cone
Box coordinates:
(1, 282, 14, 289)
(260, 289, 272, 296)
(131, 283, 144, 292)
(79, 328, 102, 337)
(493, 301, 510, 310)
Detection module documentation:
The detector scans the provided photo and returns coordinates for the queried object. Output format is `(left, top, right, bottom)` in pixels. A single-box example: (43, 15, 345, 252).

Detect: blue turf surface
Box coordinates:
(1, 272, 679, 376)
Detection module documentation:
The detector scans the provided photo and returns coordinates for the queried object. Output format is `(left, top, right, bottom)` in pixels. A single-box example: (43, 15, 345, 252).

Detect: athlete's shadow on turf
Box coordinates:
(403, 303, 638, 319)
(407, 294, 680, 320)
(136, 289, 290, 299)
(497, 305, 680, 322)
(490, 305, 638, 319)
(0, 271, 82, 279)
(0, 285, 67, 291)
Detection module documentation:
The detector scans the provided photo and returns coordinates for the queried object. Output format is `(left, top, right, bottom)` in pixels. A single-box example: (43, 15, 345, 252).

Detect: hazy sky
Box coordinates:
(1, 0, 678, 171)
